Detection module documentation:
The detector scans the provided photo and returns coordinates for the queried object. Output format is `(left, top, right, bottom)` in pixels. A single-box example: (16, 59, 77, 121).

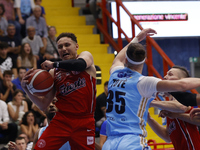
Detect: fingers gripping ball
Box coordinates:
(26, 69, 54, 96)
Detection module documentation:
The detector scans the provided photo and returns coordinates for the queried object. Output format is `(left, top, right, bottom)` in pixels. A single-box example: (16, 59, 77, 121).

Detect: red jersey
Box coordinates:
(54, 68, 96, 117)
(167, 108, 200, 150)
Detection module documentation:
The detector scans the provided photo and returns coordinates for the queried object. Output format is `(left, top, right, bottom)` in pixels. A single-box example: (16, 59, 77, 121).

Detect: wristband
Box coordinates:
(130, 37, 139, 44)
(53, 62, 59, 68)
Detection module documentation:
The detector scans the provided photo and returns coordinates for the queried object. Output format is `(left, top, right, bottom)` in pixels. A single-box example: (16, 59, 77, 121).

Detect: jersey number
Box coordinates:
(106, 90, 126, 114)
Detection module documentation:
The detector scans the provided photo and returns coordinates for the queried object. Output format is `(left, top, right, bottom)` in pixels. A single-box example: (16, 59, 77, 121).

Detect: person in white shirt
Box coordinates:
(0, 99, 18, 144)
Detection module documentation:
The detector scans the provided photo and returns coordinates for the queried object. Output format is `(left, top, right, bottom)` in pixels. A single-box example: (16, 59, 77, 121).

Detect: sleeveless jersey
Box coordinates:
(106, 67, 156, 137)
(167, 107, 200, 150)
(39, 125, 71, 150)
(54, 69, 96, 117)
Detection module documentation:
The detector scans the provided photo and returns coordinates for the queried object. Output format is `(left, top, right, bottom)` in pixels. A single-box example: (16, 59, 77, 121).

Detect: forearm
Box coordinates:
(175, 113, 200, 126)
(170, 92, 197, 106)
(150, 100, 188, 113)
(53, 58, 87, 71)
(24, 87, 55, 111)
(16, 8, 22, 19)
(147, 116, 171, 142)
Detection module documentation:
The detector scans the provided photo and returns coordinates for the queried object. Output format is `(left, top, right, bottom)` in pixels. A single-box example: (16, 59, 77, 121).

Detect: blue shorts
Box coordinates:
(102, 134, 151, 150)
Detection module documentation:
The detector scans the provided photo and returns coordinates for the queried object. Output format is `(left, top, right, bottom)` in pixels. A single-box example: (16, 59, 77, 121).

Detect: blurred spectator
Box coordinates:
(26, 5, 47, 50)
(14, 0, 35, 38)
(12, 67, 26, 93)
(34, 0, 45, 20)
(94, 81, 108, 128)
(0, 99, 18, 144)
(31, 98, 71, 150)
(0, 24, 21, 55)
(0, 0, 21, 38)
(0, 4, 8, 36)
(8, 137, 27, 150)
(18, 133, 33, 150)
(7, 89, 28, 125)
(0, 42, 17, 79)
(22, 26, 44, 64)
(31, 103, 46, 127)
(0, 24, 21, 69)
(43, 26, 60, 61)
(17, 43, 37, 69)
(20, 111, 39, 142)
(0, 70, 16, 103)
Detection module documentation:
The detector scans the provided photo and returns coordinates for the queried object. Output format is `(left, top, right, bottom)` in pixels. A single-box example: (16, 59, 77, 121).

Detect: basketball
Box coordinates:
(26, 69, 54, 96)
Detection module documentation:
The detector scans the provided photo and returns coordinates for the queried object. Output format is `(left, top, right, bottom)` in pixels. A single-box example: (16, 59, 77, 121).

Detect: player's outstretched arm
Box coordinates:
(147, 113, 171, 143)
(150, 99, 189, 113)
(21, 69, 56, 111)
(110, 28, 157, 74)
(157, 78, 200, 93)
(190, 108, 200, 120)
(159, 109, 200, 126)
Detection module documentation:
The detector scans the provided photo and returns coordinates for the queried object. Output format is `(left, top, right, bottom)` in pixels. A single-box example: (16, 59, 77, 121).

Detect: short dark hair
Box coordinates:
(172, 65, 190, 78)
(104, 81, 108, 87)
(56, 32, 77, 43)
(126, 43, 146, 63)
(17, 67, 27, 74)
(3, 70, 13, 77)
(0, 4, 5, 15)
(16, 136, 25, 142)
(0, 42, 9, 50)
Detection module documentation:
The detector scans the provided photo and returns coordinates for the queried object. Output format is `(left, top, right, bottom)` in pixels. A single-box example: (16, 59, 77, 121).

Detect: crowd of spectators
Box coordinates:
(0, 0, 60, 149)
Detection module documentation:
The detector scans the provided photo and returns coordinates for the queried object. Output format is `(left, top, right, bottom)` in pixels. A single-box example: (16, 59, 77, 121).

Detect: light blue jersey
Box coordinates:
(105, 67, 157, 149)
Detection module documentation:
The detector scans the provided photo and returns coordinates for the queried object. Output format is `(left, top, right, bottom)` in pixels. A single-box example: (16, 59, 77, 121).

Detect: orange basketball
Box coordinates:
(26, 69, 54, 96)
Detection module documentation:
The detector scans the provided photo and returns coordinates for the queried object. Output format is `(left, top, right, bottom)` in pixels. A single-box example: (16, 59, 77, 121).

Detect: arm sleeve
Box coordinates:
(170, 92, 197, 106)
(53, 58, 87, 71)
(137, 76, 161, 98)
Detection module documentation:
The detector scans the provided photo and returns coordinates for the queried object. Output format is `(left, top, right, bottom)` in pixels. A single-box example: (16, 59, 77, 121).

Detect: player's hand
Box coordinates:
(41, 60, 54, 70)
(21, 68, 35, 90)
(190, 108, 200, 120)
(136, 28, 157, 42)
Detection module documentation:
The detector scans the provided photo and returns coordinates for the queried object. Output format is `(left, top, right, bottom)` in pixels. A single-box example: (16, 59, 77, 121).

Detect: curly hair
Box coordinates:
(21, 111, 37, 126)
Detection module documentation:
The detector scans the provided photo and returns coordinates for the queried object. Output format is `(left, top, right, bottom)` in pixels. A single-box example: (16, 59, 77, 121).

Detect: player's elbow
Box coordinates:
(164, 138, 171, 143)
(176, 81, 188, 91)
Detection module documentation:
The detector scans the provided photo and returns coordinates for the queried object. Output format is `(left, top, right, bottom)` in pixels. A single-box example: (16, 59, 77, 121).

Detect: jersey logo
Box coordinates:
(87, 136, 94, 145)
(117, 71, 132, 78)
(37, 139, 46, 148)
(59, 77, 86, 95)
(168, 121, 176, 135)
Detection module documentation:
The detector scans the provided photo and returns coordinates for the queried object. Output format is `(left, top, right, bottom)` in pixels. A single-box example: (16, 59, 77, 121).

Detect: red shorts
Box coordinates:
(34, 111, 95, 150)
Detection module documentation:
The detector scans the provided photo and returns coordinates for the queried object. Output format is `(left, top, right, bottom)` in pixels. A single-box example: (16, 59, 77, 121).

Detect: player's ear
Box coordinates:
(76, 43, 79, 51)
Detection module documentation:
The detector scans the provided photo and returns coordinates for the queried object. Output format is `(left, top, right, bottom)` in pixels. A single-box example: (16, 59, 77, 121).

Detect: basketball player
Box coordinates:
(21, 32, 96, 149)
(31, 98, 71, 150)
(147, 65, 200, 149)
(102, 28, 200, 150)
